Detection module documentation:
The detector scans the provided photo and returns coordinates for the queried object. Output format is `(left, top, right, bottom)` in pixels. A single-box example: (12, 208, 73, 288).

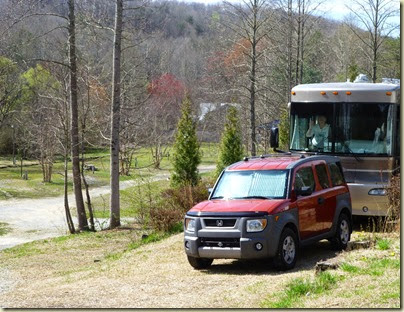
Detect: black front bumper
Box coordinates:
(184, 212, 283, 260)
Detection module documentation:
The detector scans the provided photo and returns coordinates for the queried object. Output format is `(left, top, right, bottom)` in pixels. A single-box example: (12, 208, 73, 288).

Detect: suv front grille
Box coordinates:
(200, 237, 240, 248)
(203, 218, 237, 227)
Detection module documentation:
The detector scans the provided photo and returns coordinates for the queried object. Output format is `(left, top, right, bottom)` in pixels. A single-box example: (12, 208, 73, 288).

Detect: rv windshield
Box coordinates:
(290, 102, 394, 155)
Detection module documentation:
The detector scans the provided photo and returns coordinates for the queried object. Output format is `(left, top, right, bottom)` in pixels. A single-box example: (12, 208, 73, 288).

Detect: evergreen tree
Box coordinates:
(171, 95, 201, 187)
(216, 106, 244, 177)
(278, 108, 290, 150)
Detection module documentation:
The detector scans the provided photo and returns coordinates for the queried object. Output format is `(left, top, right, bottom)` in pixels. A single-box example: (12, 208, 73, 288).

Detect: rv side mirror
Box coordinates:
(270, 127, 279, 149)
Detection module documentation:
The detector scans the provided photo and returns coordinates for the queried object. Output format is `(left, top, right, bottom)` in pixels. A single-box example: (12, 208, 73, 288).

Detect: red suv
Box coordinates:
(184, 154, 352, 270)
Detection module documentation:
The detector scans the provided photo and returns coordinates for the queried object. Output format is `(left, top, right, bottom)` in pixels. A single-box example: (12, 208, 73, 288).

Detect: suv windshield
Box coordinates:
(211, 170, 289, 200)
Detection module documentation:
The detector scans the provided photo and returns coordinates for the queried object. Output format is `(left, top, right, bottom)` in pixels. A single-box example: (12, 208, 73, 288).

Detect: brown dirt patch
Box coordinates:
(0, 230, 399, 308)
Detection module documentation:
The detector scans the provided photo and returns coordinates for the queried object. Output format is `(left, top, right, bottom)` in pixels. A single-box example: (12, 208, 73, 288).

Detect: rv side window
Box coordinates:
(334, 102, 392, 155)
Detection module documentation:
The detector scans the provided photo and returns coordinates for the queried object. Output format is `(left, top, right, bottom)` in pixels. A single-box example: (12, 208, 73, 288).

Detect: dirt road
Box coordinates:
(0, 165, 214, 250)
(0, 179, 137, 250)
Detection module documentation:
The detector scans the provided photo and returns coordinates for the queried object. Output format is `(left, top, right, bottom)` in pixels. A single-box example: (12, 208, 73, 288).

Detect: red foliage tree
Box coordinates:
(147, 73, 186, 108)
(146, 73, 186, 168)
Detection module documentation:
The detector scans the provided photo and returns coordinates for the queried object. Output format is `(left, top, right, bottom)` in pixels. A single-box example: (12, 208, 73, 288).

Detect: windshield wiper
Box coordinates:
(210, 196, 224, 199)
(235, 196, 270, 200)
(343, 144, 363, 162)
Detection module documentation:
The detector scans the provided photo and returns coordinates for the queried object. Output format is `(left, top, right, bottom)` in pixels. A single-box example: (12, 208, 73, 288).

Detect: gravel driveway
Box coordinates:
(0, 165, 215, 250)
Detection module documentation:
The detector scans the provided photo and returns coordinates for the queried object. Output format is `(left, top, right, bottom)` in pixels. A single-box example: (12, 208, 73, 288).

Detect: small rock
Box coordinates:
(141, 234, 149, 240)
(347, 240, 371, 251)
(94, 259, 101, 263)
(315, 261, 339, 274)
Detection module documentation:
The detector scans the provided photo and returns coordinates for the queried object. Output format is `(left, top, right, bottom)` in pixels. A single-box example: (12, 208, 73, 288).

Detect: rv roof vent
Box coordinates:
(382, 78, 400, 85)
(354, 74, 370, 83)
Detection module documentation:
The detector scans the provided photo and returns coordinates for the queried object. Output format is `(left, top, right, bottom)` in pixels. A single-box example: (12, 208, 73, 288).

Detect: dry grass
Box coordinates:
(0, 230, 400, 308)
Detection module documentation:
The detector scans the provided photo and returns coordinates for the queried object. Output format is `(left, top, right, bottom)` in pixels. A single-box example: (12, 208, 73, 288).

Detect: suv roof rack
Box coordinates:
(242, 152, 307, 161)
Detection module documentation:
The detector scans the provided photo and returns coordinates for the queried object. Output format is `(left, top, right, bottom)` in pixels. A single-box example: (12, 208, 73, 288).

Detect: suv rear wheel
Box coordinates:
(187, 256, 213, 270)
(274, 228, 298, 270)
(331, 213, 351, 250)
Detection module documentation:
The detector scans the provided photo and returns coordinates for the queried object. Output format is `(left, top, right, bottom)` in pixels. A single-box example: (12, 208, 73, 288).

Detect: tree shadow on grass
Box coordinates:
(200, 240, 339, 275)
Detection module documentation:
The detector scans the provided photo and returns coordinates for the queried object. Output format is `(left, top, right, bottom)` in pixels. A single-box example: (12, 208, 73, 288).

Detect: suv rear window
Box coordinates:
(315, 164, 330, 189)
(328, 162, 345, 186)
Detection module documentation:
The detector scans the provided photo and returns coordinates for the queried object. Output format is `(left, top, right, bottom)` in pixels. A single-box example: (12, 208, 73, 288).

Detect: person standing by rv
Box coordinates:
(306, 115, 331, 150)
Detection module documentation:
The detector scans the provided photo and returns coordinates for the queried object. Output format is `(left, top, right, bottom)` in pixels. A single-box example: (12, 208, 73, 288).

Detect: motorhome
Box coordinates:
(286, 76, 400, 216)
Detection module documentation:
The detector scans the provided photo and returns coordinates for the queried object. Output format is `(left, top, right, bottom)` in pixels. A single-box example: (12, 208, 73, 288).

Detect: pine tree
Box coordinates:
(171, 95, 201, 187)
(278, 108, 290, 150)
(216, 106, 244, 177)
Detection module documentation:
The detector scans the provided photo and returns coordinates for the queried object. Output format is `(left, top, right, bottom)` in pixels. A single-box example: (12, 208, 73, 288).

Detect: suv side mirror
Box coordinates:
(296, 186, 313, 197)
(208, 187, 213, 195)
(270, 127, 279, 149)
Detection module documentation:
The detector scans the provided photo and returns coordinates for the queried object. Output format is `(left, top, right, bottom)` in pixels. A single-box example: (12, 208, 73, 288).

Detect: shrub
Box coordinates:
(385, 173, 400, 232)
(149, 207, 184, 233)
(149, 182, 209, 232)
(386, 174, 400, 218)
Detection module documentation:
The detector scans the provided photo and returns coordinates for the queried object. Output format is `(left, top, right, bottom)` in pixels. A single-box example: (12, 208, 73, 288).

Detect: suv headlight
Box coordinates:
(246, 219, 267, 232)
(185, 218, 196, 232)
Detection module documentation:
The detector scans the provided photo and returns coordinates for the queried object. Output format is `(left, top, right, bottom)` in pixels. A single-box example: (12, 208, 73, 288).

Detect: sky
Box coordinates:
(174, 0, 401, 28)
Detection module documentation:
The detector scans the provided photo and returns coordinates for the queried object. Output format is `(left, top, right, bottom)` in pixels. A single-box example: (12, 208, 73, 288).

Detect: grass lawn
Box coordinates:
(90, 178, 171, 219)
(0, 229, 399, 308)
(0, 143, 220, 201)
(0, 222, 11, 236)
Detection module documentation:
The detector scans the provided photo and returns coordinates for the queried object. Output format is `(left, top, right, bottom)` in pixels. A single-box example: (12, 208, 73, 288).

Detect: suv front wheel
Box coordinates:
(187, 256, 213, 270)
(274, 228, 298, 270)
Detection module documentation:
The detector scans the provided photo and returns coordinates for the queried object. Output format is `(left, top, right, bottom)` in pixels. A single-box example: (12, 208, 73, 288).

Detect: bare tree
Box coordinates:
(55, 67, 76, 234)
(0, 57, 21, 129)
(109, 0, 123, 229)
(346, 0, 399, 82)
(68, 0, 89, 231)
(223, 0, 274, 156)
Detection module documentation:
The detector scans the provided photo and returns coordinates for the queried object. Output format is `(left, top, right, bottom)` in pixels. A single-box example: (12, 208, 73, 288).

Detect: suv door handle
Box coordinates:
(318, 197, 325, 205)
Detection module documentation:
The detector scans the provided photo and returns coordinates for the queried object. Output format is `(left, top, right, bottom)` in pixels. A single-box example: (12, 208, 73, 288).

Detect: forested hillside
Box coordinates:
(0, 0, 399, 157)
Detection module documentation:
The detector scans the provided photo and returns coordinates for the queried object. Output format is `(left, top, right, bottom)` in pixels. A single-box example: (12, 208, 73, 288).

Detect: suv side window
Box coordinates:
(315, 164, 330, 189)
(328, 162, 345, 186)
(294, 166, 315, 192)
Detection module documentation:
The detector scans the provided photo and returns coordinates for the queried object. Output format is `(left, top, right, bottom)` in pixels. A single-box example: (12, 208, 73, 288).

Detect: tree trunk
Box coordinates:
(249, 0, 257, 157)
(372, 0, 379, 83)
(110, 0, 123, 229)
(287, 0, 293, 102)
(299, 0, 305, 83)
(295, 0, 302, 85)
(68, 0, 88, 231)
(80, 70, 95, 231)
(63, 100, 75, 234)
(64, 148, 75, 234)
